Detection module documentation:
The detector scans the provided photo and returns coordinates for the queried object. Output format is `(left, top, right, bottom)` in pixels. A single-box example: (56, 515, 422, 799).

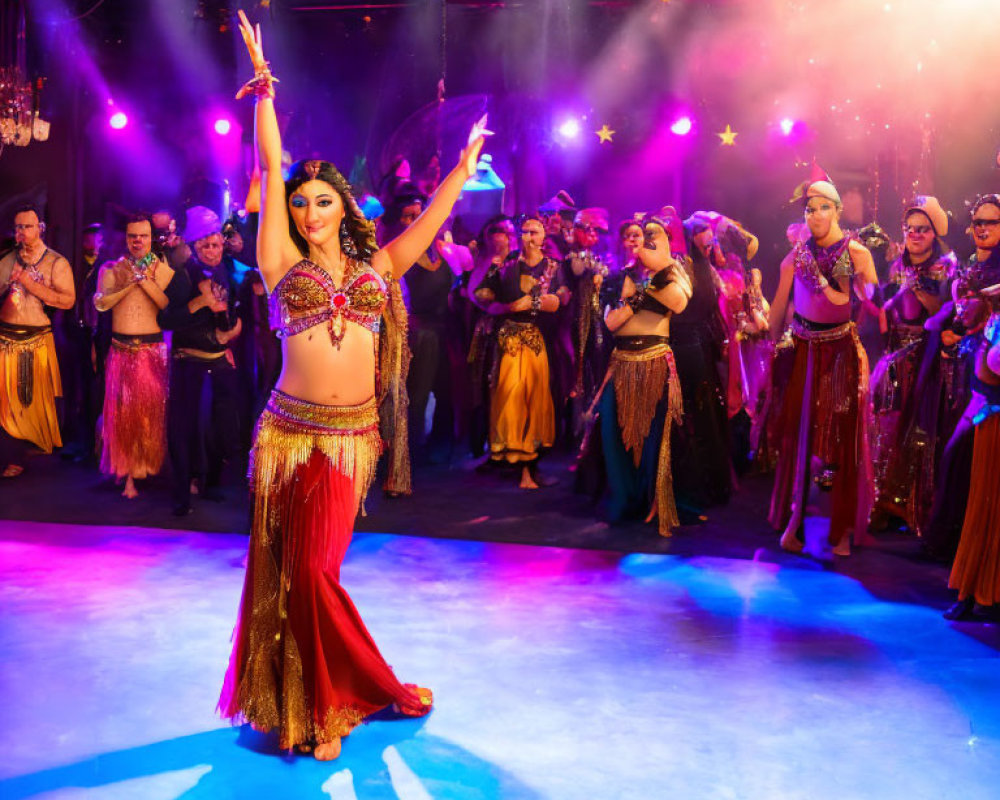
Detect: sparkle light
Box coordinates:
(109, 111, 128, 129)
(214, 118, 232, 136)
(557, 118, 581, 139)
(779, 117, 795, 136)
(670, 116, 693, 135)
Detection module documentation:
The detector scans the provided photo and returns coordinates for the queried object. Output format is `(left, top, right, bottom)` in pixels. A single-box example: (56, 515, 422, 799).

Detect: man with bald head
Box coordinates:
(767, 179, 879, 556)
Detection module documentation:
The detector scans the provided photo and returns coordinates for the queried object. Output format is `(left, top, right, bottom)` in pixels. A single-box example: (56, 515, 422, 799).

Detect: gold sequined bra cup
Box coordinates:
(269, 258, 387, 347)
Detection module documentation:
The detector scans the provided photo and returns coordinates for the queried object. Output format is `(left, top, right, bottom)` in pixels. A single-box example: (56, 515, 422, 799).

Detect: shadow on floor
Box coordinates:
(0, 720, 541, 800)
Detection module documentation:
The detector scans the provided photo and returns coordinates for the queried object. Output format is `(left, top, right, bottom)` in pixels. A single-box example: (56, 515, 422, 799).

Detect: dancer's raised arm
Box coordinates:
(236, 10, 299, 287)
(375, 117, 490, 281)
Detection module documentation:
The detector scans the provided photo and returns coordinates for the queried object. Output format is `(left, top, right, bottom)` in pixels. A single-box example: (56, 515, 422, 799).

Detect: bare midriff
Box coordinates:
(893, 288, 927, 323)
(615, 309, 671, 340)
(276, 319, 377, 406)
(792, 280, 851, 326)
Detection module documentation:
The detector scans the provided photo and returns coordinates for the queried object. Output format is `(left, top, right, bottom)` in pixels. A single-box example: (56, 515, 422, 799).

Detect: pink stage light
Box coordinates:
(214, 118, 232, 136)
(779, 117, 795, 136)
(109, 111, 128, 130)
(557, 118, 581, 139)
(670, 116, 693, 136)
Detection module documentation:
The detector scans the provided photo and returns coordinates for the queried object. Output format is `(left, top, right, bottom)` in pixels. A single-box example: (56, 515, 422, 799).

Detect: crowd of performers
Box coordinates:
(1, 13, 999, 758)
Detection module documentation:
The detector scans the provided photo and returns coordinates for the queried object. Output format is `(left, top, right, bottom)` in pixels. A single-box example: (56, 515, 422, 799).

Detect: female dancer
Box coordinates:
(577, 210, 692, 535)
(219, 12, 488, 760)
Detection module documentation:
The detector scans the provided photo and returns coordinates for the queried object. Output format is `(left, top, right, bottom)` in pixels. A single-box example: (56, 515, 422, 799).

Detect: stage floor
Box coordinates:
(1, 519, 998, 800)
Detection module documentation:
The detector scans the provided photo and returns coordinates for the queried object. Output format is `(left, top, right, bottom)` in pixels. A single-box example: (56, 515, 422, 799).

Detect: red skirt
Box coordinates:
(768, 320, 874, 545)
(218, 391, 430, 749)
(100, 336, 168, 479)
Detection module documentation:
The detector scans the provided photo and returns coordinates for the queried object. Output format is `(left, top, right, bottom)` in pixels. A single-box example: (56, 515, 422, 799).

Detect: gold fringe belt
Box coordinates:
(497, 320, 544, 357)
(588, 340, 684, 536)
(0, 323, 52, 408)
(790, 316, 853, 343)
(251, 390, 382, 533)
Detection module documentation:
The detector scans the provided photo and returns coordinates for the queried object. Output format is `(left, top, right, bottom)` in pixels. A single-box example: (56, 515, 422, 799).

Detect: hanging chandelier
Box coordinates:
(0, 66, 48, 156)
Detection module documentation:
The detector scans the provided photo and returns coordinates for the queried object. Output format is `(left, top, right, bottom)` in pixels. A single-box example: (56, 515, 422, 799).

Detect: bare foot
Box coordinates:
(832, 537, 851, 557)
(1, 464, 24, 478)
(313, 738, 341, 761)
(779, 516, 804, 553)
(644, 499, 658, 524)
(121, 476, 138, 499)
(519, 466, 539, 490)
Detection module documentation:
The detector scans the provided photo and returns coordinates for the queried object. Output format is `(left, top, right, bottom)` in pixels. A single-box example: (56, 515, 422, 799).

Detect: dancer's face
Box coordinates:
(397, 203, 422, 230)
(82, 231, 103, 257)
(804, 196, 840, 240)
(289, 179, 345, 250)
(903, 212, 935, 260)
(971, 203, 1000, 251)
(543, 213, 564, 236)
(195, 233, 224, 268)
(573, 223, 599, 249)
(621, 224, 643, 257)
(692, 228, 715, 257)
(520, 219, 545, 254)
(486, 221, 513, 255)
(125, 220, 153, 260)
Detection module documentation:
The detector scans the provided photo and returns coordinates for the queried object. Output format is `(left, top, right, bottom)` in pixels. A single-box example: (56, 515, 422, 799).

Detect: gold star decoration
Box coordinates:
(717, 124, 738, 146)
(596, 124, 615, 144)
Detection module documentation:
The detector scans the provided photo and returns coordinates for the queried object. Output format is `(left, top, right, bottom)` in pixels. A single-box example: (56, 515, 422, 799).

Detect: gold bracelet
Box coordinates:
(236, 64, 279, 100)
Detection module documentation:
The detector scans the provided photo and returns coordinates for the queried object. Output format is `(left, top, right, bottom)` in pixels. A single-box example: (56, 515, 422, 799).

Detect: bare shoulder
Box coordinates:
(371, 248, 392, 280)
(779, 249, 797, 272)
(48, 250, 71, 271)
(848, 239, 872, 259)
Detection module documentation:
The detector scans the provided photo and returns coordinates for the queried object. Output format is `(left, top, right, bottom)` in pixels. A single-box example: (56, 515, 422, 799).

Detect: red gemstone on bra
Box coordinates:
(332, 292, 348, 309)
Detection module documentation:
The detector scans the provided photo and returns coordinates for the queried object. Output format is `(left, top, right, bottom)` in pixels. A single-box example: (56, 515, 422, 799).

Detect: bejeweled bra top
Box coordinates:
(269, 258, 387, 347)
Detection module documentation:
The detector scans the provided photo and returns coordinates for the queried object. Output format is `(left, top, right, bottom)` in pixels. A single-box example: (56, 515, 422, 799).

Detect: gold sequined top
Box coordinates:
(269, 258, 387, 347)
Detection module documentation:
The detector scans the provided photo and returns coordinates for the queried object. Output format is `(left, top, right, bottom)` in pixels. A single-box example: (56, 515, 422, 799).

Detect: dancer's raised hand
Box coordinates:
(459, 114, 493, 178)
(237, 10, 266, 71)
(235, 10, 278, 99)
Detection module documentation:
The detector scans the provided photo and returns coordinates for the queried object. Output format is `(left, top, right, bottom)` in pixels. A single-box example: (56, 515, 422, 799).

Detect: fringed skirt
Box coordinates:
(576, 336, 683, 536)
(948, 413, 1000, 606)
(767, 317, 874, 546)
(0, 322, 62, 452)
(489, 321, 556, 463)
(219, 390, 430, 750)
(100, 333, 168, 480)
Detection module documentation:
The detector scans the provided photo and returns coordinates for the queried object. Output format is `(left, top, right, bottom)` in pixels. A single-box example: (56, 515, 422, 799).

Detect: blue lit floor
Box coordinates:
(1, 519, 998, 799)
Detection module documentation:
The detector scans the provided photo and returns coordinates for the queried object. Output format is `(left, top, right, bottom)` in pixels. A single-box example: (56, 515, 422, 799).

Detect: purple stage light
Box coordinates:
(557, 118, 581, 139)
(214, 118, 232, 136)
(780, 117, 795, 136)
(670, 116, 693, 136)
(109, 111, 128, 130)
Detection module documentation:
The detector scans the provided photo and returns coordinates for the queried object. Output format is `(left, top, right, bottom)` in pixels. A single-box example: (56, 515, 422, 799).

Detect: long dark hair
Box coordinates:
(285, 160, 379, 260)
